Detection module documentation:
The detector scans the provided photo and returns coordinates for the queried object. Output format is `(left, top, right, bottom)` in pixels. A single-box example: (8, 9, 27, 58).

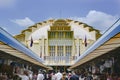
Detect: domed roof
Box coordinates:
(28, 19, 97, 40)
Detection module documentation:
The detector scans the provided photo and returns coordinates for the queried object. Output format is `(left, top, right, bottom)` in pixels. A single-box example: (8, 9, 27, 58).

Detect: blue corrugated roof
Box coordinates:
(0, 27, 44, 63)
(75, 18, 120, 63)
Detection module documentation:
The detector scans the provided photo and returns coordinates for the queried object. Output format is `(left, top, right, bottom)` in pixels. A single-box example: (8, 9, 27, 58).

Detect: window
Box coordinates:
(57, 32, 64, 39)
(66, 46, 72, 56)
(57, 46, 63, 56)
(49, 46, 55, 56)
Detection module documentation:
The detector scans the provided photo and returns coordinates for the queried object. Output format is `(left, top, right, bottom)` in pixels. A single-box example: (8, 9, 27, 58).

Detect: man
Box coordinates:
(55, 70, 63, 80)
(69, 71, 79, 80)
(37, 70, 44, 80)
(20, 70, 29, 80)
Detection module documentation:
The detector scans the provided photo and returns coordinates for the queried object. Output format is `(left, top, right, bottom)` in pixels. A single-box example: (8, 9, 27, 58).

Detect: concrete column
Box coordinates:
(42, 37, 44, 59)
(76, 38, 79, 58)
(39, 40, 42, 57)
(72, 40, 75, 56)
(63, 44, 66, 56)
(79, 39, 82, 55)
(81, 39, 85, 54)
(55, 44, 57, 56)
(63, 44, 66, 64)
(46, 39, 48, 56)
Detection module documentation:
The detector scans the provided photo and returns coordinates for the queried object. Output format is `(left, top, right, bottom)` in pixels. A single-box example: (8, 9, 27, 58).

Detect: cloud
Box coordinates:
(0, 0, 16, 8)
(11, 17, 35, 27)
(70, 10, 119, 33)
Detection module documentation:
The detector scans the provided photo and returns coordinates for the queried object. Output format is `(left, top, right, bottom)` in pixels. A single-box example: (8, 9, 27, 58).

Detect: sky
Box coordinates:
(0, 0, 120, 35)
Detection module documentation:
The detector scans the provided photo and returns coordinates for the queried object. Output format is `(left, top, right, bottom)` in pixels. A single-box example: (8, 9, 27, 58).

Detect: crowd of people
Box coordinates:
(0, 66, 120, 80)
(0, 61, 120, 80)
(0, 68, 93, 80)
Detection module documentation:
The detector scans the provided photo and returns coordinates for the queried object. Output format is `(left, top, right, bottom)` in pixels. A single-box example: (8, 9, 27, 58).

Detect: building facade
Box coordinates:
(15, 19, 101, 70)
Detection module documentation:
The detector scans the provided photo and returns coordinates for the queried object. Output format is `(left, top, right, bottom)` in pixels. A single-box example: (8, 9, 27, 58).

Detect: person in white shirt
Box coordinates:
(100, 65, 105, 74)
(55, 70, 62, 80)
(104, 59, 112, 68)
(19, 70, 29, 80)
(51, 72, 57, 80)
(37, 70, 44, 80)
(20, 75, 29, 80)
(104, 59, 113, 74)
(28, 71, 33, 80)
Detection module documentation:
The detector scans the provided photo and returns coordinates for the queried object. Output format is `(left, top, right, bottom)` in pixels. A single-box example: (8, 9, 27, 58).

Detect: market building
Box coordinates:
(14, 19, 101, 70)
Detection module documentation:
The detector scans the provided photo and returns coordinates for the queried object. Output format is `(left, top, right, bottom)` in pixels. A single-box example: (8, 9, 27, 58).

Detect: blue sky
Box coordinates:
(0, 0, 120, 35)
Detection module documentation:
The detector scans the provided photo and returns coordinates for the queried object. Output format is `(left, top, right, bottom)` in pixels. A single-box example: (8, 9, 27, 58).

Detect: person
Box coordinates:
(32, 72, 37, 80)
(68, 73, 72, 80)
(2, 73, 8, 80)
(106, 74, 113, 80)
(13, 75, 22, 80)
(79, 74, 85, 80)
(13, 67, 22, 80)
(51, 72, 56, 80)
(92, 74, 98, 80)
(28, 70, 33, 80)
(55, 70, 63, 80)
(37, 70, 44, 80)
(85, 72, 93, 80)
(19, 70, 29, 80)
(69, 71, 79, 80)
(61, 72, 68, 80)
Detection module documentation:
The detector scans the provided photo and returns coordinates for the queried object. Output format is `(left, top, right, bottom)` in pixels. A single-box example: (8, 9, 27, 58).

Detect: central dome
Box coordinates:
(27, 19, 99, 40)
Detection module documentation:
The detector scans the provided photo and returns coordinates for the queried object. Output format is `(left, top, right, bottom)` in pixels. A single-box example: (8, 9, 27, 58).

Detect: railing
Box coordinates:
(44, 56, 77, 66)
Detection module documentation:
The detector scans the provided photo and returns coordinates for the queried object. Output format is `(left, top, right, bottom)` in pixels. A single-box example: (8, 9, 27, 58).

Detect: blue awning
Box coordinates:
(70, 18, 120, 69)
(0, 27, 48, 68)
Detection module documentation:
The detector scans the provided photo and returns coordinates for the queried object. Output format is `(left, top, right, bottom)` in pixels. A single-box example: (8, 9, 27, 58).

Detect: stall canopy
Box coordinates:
(0, 27, 48, 69)
(70, 18, 120, 69)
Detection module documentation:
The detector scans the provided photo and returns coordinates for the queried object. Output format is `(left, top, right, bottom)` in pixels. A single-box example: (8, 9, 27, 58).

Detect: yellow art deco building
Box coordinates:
(14, 19, 101, 70)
